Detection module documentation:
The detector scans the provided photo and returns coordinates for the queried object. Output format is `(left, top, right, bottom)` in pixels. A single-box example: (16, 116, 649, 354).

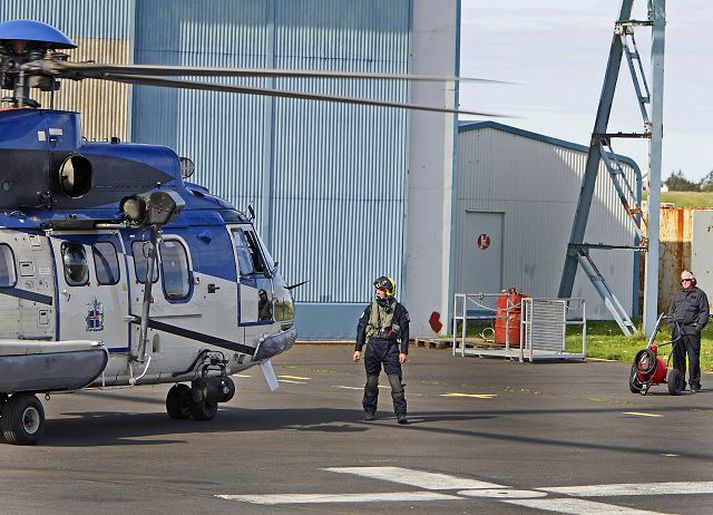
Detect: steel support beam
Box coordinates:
(643, 0, 665, 336)
(558, 0, 634, 299)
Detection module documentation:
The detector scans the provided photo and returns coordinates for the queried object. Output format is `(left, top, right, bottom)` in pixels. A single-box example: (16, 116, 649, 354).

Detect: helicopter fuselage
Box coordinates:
(0, 108, 296, 390)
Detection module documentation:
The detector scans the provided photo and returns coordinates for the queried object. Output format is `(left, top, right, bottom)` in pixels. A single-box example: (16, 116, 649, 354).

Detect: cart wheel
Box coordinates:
(628, 363, 643, 394)
(667, 368, 685, 395)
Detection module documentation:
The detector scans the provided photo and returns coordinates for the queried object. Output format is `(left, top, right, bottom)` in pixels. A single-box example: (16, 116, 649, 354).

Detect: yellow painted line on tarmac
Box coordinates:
(440, 393, 497, 399)
(623, 411, 662, 418)
(278, 375, 311, 381)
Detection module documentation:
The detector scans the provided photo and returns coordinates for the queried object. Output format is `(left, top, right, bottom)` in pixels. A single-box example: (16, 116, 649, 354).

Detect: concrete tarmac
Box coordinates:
(1, 344, 712, 514)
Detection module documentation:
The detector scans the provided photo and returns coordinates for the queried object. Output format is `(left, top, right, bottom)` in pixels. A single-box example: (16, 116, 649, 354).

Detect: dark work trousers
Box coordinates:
(672, 333, 702, 389)
(362, 339, 406, 416)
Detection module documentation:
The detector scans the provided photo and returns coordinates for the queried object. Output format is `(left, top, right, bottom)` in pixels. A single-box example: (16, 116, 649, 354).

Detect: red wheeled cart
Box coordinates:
(629, 314, 685, 396)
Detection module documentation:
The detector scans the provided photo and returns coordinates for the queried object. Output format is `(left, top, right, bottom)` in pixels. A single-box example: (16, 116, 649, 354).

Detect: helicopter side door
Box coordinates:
(125, 231, 208, 370)
(228, 226, 273, 326)
(50, 232, 129, 349)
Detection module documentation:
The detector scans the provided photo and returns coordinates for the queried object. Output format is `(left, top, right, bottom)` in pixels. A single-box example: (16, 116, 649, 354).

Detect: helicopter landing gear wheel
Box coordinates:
(1, 393, 45, 445)
(189, 399, 218, 421)
(166, 384, 193, 420)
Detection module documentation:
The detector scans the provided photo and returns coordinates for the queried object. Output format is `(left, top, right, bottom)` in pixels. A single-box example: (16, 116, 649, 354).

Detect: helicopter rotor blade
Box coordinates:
(37, 61, 510, 85)
(91, 73, 513, 118)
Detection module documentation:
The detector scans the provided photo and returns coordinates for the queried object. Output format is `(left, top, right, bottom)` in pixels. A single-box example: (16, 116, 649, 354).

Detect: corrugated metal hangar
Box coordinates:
(1, 1, 639, 339)
(457, 121, 640, 320)
(2, 0, 459, 339)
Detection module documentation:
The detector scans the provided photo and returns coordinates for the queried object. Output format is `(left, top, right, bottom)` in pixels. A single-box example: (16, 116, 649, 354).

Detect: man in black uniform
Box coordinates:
(353, 276, 410, 424)
(668, 270, 709, 392)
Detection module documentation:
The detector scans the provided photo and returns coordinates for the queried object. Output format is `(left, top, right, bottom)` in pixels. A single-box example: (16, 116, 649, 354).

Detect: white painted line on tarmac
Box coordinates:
(539, 481, 713, 497)
(458, 489, 547, 499)
(440, 393, 497, 399)
(278, 379, 306, 384)
(232, 374, 251, 378)
(660, 453, 679, 457)
(278, 375, 311, 380)
(324, 467, 503, 490)
(503, 498, 664, 514)
(216, 492, 460, 505)
(623, 412, 662, 418)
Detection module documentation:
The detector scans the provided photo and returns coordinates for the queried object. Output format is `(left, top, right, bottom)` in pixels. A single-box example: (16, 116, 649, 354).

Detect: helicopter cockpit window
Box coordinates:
(92, 242, 120, 285)
(132, 241, 159, 284)
(231, 229, 266, 276)
(0, 244, 17, 287)
(61, 243, 89, 286)
(159, 240, 190, 300)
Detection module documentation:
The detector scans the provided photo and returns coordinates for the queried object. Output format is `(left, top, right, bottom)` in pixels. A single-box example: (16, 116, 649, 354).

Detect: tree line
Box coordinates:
(665, 169, 713, 192)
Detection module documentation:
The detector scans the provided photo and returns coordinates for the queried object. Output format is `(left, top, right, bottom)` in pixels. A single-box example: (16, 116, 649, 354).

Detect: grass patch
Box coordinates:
(653, 191, 713, 208)
(567, 320, 713, 371)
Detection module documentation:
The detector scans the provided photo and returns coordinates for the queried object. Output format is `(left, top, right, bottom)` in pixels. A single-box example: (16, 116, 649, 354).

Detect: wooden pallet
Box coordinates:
(412, 338, 451, 349)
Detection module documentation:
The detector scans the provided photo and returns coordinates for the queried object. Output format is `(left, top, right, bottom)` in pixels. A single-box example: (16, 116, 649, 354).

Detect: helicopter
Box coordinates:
(0, 19, 503, 445)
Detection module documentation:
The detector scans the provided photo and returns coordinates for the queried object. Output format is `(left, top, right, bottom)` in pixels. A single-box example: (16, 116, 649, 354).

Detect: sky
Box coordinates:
(458, 0, 713, 182)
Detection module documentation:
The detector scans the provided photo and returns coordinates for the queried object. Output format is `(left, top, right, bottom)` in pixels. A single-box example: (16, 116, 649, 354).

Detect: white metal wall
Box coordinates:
(405, 0, 459, 337)
(456, 123, 639, 319)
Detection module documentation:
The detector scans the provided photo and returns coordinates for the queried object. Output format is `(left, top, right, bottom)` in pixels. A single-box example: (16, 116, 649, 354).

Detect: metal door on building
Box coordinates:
(460, 211, 504, 294)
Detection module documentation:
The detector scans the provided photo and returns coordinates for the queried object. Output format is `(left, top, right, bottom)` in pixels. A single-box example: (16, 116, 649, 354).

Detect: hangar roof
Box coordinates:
(458, 120, 641, 176)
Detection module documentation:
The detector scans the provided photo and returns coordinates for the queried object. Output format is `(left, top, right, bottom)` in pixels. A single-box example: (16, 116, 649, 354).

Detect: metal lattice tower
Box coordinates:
(558, 0, 665, 336)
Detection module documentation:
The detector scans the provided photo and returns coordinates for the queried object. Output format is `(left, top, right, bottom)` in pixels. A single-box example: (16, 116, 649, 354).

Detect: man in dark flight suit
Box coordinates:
(668, 270, 709, 392)
(353, 276, 410, 424)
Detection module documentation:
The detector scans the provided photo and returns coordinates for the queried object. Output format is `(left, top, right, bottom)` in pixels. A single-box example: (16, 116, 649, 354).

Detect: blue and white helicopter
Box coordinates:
(0, 20, 499, 445)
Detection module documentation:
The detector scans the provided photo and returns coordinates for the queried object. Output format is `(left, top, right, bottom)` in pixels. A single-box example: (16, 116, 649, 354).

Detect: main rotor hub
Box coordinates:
(0, 20, 77, 50)
(0, 20, 76, 107)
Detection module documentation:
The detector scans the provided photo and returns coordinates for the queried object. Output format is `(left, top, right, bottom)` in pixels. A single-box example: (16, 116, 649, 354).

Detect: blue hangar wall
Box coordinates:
(1, 0, 425, 339)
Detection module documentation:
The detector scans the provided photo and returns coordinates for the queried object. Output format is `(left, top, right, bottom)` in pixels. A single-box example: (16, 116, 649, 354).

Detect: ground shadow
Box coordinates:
(18, 402, 712, 464)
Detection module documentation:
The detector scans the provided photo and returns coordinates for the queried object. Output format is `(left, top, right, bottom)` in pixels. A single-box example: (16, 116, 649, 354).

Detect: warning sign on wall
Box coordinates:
(477, 233, 491, 250)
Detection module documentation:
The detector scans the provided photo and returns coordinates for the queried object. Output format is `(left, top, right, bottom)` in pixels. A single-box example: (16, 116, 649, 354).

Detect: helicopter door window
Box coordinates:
(61, 242, 89, 286)
(232, 229, 254, 276)
(232, 229, 266, 276)
(132, 241, 159, 284)
(92, 242, 120, 285)
(243, 230, 267, 274)
(159, 240, 191, 300)
(0, 244, 17, 287)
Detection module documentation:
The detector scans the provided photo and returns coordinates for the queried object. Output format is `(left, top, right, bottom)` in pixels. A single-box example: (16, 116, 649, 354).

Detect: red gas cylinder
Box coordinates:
(494, 288, 527, 345)
(651, 356, 668, 384)
(634, 345, 668, 385)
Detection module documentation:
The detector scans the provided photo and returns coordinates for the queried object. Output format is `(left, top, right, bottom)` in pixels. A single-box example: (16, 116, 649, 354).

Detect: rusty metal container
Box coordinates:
(656, 206, 693, 313)
(494, 289, 527, 345)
